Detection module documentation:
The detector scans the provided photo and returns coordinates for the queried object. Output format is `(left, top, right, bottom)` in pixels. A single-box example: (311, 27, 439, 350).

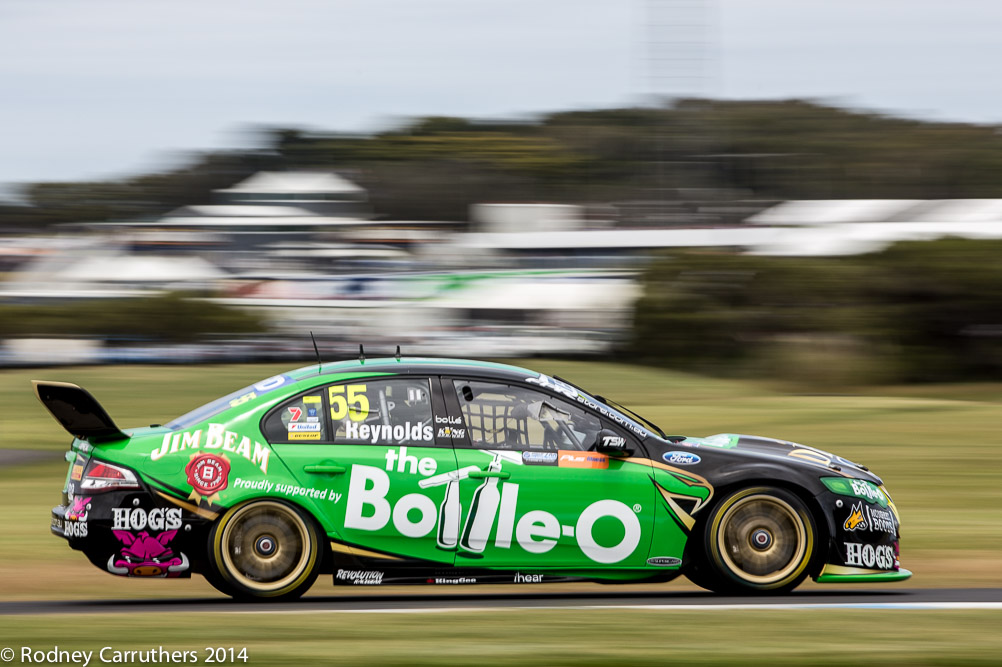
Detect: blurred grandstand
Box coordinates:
(3, 167, 1002, 366)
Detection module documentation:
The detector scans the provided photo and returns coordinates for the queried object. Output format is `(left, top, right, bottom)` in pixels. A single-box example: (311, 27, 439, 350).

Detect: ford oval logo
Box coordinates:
(663, 451, 700, 465)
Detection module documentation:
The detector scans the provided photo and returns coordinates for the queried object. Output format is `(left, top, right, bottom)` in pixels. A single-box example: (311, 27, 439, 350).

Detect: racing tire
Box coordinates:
(694, 486, 817, 595)
(207, 499, 321, 601)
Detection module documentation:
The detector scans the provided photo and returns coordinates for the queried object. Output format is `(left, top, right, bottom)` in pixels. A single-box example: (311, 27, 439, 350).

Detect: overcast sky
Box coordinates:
(1, 0, 999, 187)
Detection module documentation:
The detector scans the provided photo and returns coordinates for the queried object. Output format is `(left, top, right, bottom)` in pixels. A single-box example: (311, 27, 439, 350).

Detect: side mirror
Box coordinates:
(594, 429, 632, 457)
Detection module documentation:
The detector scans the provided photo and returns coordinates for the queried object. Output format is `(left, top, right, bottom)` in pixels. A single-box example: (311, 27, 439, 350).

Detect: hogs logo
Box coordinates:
(185, 453, 230, 503)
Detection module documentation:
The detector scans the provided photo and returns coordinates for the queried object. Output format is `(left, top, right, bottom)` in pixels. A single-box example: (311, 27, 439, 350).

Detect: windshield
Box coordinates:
(526, 373, 655, 439)
(166, 374, 293, 430)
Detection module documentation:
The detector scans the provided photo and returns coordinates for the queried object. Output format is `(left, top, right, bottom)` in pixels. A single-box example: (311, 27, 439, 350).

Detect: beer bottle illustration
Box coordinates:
(419, 465, 480, 549)
(460, 450, 522, 553)
(437, 476, 461, 548)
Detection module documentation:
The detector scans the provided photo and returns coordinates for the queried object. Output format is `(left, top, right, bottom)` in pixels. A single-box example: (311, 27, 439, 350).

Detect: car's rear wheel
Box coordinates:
(693, 486, 816, 594)
(207, 499, 321, 601)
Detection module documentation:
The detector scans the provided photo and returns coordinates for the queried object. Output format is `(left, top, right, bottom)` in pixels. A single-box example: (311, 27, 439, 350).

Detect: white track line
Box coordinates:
(236, 601, 1002, 614)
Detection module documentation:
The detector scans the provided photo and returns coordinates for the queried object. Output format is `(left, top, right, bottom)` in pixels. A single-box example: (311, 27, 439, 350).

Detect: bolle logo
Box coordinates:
(342, 464, 642, 564)
(845, 542, 895, 570)
(112, 507, 182, 532)
(663, 451, 700, 466)
(843, 503, 867, 532)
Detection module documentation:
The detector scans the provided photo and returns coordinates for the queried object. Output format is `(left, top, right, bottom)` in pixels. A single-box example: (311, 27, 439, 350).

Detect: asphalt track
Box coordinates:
(3, 588, 1001, 615)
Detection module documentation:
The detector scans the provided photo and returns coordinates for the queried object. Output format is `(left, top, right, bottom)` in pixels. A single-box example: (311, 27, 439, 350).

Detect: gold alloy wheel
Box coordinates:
(216, 500, 315, 594)
(713, 491, 811, 586)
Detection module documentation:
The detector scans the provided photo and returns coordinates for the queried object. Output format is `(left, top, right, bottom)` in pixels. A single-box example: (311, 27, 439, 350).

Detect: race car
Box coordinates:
(39, 356, 910, 600)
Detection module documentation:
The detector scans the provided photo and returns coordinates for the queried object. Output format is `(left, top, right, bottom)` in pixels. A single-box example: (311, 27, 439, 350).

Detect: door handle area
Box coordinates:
(303, 464, 346, 475)
(468, 470, 510, 480)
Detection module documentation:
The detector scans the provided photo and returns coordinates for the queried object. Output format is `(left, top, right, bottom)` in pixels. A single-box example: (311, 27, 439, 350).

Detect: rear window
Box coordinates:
(167, 374, 293, 429)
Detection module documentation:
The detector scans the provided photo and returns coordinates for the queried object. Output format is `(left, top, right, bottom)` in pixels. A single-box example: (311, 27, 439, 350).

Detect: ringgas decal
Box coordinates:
(342, 464, 641, 564)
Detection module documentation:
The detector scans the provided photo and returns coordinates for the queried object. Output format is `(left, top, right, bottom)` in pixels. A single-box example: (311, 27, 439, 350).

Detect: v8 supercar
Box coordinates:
(40, 358, 910, 600)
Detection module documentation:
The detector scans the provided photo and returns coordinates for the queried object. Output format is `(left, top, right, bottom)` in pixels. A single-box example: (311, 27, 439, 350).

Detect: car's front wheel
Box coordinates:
(692, 486, 817, 594)
(207, 499, 321, 601)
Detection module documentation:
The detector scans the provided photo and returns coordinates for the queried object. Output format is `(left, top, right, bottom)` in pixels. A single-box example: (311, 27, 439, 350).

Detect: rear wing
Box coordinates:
(32, 381, 128, 443)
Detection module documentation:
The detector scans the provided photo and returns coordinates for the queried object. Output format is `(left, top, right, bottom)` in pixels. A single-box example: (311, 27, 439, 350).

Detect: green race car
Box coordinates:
(40, 357, 910, 600)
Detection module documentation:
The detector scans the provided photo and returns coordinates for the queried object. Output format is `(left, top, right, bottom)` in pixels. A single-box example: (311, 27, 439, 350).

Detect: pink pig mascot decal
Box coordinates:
(107, 529, 189, 577)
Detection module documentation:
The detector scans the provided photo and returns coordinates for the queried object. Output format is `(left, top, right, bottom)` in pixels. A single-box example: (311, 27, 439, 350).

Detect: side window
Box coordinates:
(453, 380, 601, 451)
(262, 391, 327, 442)
(331, 378, 435, 446)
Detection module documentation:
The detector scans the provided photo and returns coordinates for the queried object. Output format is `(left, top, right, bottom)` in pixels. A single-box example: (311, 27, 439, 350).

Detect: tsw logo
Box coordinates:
(843, 503, 867, 532)
(342, 464, 641, 564)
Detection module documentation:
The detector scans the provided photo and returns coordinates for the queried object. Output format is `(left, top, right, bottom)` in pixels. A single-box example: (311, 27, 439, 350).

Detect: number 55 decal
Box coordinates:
(329, 384, 369, 422)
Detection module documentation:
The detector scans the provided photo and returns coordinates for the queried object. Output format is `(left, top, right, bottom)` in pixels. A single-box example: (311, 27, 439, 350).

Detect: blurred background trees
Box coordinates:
(632, 239, 1002, 385)
(7, 99, 1002, 227)
(0, 292, 265, 343)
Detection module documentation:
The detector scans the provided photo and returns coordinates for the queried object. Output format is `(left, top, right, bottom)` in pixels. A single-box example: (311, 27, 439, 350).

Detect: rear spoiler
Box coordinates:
(32, 381, 129, 443)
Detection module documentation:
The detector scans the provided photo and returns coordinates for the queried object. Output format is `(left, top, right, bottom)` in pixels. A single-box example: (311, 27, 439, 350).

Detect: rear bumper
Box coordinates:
(51, 504, 79, 540)
(52, 481, 203, 579)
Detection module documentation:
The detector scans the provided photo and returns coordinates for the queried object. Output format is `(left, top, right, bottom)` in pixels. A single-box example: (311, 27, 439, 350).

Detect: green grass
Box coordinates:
(1, 360, 1001, 601)
(1, 609, 1001, 666)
